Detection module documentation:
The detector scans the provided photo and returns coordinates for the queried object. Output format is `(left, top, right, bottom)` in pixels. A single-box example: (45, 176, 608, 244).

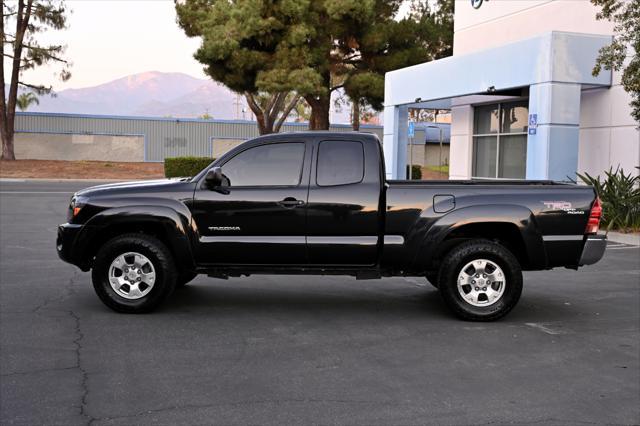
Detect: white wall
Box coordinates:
(450, 0, 638, 179)
(454, 0, 614, 55)
(15, 133, 145, 162)
(579, 83, 640, 176)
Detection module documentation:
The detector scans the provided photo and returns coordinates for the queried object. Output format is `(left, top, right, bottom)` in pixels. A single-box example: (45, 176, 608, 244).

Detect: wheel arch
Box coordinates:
(75, 205, 196, 271)
(410, 204, 546, 272)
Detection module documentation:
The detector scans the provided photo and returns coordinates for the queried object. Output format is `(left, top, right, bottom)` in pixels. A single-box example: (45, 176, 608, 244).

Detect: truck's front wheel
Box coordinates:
(91, 234, 177, 313)
(438, 239, 522, 321)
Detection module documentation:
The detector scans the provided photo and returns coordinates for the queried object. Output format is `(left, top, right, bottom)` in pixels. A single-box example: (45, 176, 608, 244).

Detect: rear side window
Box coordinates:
(222, 142, 305, 187)
(316, 140, 364, 186)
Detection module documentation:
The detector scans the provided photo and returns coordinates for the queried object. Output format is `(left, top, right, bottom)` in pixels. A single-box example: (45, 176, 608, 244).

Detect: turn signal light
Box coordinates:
(73, 206, 82, 217)
(585, 197, 602, 234)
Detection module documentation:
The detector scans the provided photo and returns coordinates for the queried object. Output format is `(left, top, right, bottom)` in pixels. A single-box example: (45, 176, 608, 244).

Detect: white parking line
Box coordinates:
(525, 322, 568, 335)
(403, 277, 427, 287)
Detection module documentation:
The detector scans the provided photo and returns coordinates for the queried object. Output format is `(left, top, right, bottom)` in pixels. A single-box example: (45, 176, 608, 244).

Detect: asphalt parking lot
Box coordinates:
(0, 179, 638, 426)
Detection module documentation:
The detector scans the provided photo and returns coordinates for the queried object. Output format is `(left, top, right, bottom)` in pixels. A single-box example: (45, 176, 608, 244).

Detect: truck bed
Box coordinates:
(383, 180, 597, 271)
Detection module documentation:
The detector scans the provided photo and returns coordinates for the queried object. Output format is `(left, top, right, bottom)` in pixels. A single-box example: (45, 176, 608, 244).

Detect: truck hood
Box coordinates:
(75, 178, 192, 198)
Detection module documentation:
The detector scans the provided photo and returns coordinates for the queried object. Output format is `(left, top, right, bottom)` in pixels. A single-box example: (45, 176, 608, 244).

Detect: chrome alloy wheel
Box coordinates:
(457, 259, 506, 307)
(108, 252, 156, 300)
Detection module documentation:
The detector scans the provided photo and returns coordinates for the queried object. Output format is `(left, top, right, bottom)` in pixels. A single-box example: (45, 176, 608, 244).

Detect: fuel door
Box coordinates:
(433, 194, 455, 213)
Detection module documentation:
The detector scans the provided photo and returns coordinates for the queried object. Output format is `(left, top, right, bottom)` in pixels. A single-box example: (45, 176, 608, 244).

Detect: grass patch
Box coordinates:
(427, 165, 449, 173)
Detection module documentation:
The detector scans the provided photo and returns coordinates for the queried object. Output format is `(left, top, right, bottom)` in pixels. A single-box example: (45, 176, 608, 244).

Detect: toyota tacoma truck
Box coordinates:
(57, 132, 606, 320)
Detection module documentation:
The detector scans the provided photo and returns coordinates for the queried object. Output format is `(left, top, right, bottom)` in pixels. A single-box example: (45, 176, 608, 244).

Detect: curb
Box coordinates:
(603, 231, 640, 246)
(0, 178, 143, 183)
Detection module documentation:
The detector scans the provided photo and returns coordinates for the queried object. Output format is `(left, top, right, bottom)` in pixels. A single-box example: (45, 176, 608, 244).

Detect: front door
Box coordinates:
(192, 141, 309, 265)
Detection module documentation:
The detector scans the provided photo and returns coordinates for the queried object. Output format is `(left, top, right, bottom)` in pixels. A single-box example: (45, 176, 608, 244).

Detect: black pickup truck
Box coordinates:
(57, 132, 606, 320)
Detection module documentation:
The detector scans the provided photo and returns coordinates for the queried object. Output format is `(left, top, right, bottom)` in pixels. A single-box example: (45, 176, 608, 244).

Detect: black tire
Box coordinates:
(426, 272, 439, 288)
(176, 271, 198, 287)
(91, 233, 177, 313)
(438, 239, 522, 321)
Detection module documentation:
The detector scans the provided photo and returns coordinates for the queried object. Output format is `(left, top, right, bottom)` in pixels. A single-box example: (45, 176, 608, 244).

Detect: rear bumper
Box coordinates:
(579, 235, 607, 266)
(56, 223, 85, 269)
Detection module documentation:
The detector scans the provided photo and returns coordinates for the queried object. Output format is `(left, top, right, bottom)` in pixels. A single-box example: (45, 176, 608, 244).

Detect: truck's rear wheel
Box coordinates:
(91, 234, 177, 313)
(438, 239, 522, 321)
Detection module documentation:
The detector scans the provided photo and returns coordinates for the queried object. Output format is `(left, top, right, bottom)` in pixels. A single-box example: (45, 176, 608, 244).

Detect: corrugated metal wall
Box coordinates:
(15, 112, 384, 162)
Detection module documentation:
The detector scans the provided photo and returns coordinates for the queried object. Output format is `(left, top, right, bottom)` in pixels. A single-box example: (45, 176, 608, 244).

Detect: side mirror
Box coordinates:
(205, 166, 223, 187)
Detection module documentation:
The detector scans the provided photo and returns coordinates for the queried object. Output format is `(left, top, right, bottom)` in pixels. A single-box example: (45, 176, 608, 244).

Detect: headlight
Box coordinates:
(67, 195, 88, 222)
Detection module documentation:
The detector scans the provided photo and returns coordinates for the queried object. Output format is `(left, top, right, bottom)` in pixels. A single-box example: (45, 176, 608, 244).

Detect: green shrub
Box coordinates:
(578, 167, 640, 232)
(405, 164, 422, 180)
(164, 156, 214, 178)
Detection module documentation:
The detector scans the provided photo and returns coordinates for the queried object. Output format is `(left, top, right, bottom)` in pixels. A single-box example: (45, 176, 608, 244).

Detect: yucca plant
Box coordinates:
(577, 167, 640, 232)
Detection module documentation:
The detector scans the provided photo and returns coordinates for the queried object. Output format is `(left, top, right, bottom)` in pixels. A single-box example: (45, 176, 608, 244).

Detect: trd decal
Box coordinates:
(541, 201, 584, 215)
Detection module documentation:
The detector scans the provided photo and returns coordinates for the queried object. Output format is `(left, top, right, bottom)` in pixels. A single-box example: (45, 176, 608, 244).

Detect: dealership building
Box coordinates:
(383, 0, 639, 181)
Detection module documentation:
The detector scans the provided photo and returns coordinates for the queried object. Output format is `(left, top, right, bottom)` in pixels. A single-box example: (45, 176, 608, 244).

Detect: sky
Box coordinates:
(7, 0, 414, 91)
(12, 0, 208, 90)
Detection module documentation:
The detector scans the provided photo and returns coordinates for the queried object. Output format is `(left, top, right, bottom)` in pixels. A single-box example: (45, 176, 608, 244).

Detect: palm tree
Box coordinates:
(16, 93, 40, 112)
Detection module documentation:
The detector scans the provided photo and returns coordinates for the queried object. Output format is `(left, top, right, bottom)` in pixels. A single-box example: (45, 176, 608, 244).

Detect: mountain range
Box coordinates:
(19, 71, 354, 123)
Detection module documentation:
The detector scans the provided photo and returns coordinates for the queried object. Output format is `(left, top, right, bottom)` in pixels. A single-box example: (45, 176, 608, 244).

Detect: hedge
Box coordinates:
(405, 164, 422, 180)
(164, 157, 214, 178)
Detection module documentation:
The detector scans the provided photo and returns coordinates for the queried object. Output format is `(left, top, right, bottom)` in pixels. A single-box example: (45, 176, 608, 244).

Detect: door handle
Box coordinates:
(278, 197, 305, 208)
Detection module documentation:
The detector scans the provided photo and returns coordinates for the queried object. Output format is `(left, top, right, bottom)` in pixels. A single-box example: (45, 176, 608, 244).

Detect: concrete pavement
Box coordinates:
(1, 180, 638, 425)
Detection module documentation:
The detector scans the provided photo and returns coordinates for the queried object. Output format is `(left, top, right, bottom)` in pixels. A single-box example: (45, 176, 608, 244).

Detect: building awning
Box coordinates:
(384, 31, 612, 110)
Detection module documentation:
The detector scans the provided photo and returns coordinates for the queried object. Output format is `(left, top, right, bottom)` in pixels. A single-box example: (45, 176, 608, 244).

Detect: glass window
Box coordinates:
(316, 140, 364, 186)
(473, 104, 500, 134)
(498, 135, 527, 178)
(221, 143, 305, 186)
(473, 101, 528, 179)
(473, 136, 497, 178)
(501, 101, 529, 133)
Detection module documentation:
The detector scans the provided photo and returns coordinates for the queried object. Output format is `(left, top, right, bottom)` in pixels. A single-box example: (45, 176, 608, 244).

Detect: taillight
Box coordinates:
(585, 197, 602, 234)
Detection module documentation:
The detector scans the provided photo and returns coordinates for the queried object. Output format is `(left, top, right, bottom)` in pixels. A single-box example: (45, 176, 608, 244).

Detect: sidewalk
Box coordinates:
(0, 159, 164, 180)
(604, 231, 640, 246)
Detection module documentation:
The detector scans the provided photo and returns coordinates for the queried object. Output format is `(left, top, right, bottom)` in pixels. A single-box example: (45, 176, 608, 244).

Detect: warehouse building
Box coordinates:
(14, 112, 384, 162)
(14, 112, 449, 170)
(383, 0, 639, 181)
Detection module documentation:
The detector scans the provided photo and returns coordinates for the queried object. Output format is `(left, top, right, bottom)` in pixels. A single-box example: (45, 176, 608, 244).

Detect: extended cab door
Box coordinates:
(191, 140, 310, 265)
(306, 138, 383, 266)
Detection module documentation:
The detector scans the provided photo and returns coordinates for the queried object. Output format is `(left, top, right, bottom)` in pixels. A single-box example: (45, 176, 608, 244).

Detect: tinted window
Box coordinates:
(221, 143, 304, 186)
(316, 140, 364, 186)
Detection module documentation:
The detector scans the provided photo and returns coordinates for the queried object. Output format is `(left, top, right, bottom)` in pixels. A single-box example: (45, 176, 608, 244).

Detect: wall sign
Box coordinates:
(408, 121, 415, 138)
(471, 0, 484, 9)
(528, 113, 538, 135)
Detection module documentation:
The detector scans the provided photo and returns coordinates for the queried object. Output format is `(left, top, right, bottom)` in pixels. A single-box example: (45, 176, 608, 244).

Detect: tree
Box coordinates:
(16, 92, 39, 111)
(244, 91, 301, 134)
(198, 110, 213, 119)
(176, 1, 301, 135)
(591, 0, 640, 123)
(175, 0, 454, 131)
(1, 0, 71, 160)
(342, 0, 454, 130)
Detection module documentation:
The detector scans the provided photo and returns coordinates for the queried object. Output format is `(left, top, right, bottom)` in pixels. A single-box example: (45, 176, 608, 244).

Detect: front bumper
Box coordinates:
(579, 234, 607, 266)
(56, 223, 84, 267)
